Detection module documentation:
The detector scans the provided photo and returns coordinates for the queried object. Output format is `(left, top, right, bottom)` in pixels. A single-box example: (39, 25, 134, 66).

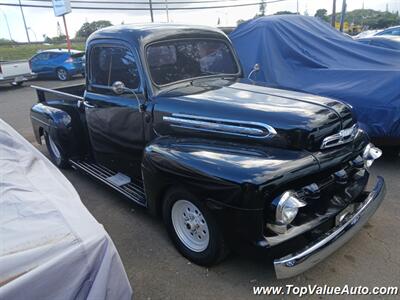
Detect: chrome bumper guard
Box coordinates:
(274, 176, 386, 279)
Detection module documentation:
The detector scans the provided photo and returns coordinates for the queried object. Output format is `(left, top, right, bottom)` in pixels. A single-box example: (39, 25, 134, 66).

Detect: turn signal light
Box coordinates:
(275, 191, 306, 225)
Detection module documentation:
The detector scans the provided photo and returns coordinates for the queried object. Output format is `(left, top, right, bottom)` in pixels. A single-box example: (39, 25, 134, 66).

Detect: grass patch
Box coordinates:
(0, 42, 86, 61)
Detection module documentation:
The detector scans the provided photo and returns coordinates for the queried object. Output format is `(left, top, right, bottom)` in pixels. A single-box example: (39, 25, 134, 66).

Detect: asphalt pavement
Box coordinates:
(1, 79, 399, 299)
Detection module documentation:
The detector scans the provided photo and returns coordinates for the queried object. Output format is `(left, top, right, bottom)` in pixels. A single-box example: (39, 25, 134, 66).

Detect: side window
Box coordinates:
(32, 53, 49, 62)
(379, 29, 400, 36)
(40, 53, 51, 60)
(30, 54, 40, 63)
(90, 46, 140, 91)
(391, 29, 400, 36)
(49, 53, 61, 60)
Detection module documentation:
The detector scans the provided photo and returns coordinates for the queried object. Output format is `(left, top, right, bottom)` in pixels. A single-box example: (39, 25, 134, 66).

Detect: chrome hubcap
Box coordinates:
(48, 135, 61, 160)
(58, 69, 67, 80)
(171, 200, 209, 252)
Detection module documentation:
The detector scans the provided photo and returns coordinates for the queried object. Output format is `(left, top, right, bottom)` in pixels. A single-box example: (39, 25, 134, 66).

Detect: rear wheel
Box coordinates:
(56, 67, 69, 81)
(44, 132, 69, 168)
(163, 188, 229, 266)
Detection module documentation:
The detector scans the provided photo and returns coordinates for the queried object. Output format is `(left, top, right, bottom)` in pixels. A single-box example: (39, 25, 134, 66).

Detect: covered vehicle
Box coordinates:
(230, 15, 400, 144)
(0, 119, 132, 299)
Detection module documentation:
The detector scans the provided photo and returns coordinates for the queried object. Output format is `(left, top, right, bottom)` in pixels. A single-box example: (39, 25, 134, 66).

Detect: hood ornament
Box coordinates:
(321, 124, 359, 149)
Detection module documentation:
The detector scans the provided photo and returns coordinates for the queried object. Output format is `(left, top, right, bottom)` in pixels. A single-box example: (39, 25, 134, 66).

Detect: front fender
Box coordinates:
(142, 137, 318, 214)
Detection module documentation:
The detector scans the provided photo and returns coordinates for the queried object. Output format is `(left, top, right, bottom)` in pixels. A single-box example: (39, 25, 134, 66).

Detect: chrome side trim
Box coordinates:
(163, 113, 277, 139)
(320, 124, 358, 149)
(274, 176, 386, 279)
(31, 85, 84, 100)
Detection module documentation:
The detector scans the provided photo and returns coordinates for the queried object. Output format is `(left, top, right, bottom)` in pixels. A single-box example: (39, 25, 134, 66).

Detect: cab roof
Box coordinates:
(87, 23, 228, 48)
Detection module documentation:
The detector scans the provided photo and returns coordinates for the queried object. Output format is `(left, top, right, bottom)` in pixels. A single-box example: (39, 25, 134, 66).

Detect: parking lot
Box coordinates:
(1, 79, 399, 299)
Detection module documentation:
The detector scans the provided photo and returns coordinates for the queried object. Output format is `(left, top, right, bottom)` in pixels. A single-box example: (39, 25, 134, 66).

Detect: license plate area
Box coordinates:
(14, 76, 25, 82)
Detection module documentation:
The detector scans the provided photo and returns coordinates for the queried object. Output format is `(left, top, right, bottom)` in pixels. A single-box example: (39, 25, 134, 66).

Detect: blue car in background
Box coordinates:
(30, 49, 85, 81)
(357, 35, 400, 51)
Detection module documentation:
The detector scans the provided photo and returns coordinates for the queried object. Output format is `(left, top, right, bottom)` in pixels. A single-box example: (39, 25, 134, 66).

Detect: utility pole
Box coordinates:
(62, 15, 72, 52)
(339, 0, 347, 32)
(331, 0, 336, 27)
(28, 27, 37, 41)
(165, 0, 169, 22)
(149, 0, 154, 22)
(296, 0, 299, 14)
(0, 9, 12, 41)
(18, 0, 30, 43)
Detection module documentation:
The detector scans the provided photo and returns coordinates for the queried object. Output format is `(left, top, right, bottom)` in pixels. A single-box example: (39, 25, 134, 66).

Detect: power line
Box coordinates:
(19, 0, 260, 4)
(0, 0, 288, 11)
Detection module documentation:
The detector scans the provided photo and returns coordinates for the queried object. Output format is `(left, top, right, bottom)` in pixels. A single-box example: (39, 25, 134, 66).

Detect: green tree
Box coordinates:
(0, 38, 13, 45)
(50, 35, 67, 43)
(76, 20, 113, 38)
(331, 9, 400, 29)
(259, 0, 266, 17)
(315, 9, 329, 22)
(274, 11, 296, 15)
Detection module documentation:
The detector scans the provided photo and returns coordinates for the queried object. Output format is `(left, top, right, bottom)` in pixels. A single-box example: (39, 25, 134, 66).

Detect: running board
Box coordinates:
(69, 159, 146, 206)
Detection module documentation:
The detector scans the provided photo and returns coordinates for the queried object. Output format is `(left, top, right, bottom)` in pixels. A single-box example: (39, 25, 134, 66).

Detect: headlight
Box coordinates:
(363, 143, 382, 169)
(275, 191, 306, 225)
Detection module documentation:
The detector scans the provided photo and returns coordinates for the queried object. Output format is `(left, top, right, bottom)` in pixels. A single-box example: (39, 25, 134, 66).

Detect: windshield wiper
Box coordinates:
(158, 74, 238, 96)
(158, 81, 192, 95)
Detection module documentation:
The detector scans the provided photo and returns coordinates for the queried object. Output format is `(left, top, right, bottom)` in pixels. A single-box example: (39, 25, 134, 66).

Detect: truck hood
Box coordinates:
(154, 78, 355, 151)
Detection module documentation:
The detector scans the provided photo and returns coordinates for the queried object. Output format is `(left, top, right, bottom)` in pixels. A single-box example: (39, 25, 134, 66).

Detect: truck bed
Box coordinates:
(32, 83, 85, 102)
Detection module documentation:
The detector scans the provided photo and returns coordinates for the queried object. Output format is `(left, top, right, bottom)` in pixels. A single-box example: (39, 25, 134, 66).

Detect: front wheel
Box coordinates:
(163, 188, 229, 266)
(56, 67, 70, 81)
(44, 132, 69, 168)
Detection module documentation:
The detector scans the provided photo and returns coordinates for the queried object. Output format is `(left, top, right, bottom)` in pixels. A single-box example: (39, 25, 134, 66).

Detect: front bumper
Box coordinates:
(274, 176, 386, 279)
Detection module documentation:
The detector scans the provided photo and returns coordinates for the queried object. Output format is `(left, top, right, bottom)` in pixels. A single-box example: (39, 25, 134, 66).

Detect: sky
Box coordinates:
(0, 0, 399, 42)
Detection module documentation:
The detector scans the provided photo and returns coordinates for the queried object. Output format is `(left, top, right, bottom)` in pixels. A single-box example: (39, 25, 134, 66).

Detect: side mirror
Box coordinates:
(252, 63, 260, 72)
(112, 81, 126, 95)
(110, 81, 146, 112)
(248, 63, 260, 80)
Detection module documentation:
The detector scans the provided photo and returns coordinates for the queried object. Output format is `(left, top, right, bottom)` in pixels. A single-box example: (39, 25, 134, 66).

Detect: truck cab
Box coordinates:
(30, 24, 386, 279)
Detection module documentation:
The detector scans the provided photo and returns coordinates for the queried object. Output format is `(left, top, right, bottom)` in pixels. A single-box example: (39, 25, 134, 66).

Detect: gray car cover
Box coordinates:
(0, 119, 132, 300)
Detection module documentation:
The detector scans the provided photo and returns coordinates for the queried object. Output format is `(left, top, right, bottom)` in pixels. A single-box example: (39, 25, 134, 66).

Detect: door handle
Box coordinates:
(83, 101, 96, 108)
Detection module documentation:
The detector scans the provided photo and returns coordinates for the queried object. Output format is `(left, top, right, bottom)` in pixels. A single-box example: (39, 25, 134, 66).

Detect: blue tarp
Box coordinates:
(230, 15, 400, 140)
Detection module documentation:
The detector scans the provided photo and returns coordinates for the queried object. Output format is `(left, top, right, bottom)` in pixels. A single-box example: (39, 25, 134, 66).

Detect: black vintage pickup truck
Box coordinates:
(30, 24, 386, 279)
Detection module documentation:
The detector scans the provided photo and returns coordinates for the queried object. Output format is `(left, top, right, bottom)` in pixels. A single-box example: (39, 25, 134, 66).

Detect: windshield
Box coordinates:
(146, 39, 239, 85)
